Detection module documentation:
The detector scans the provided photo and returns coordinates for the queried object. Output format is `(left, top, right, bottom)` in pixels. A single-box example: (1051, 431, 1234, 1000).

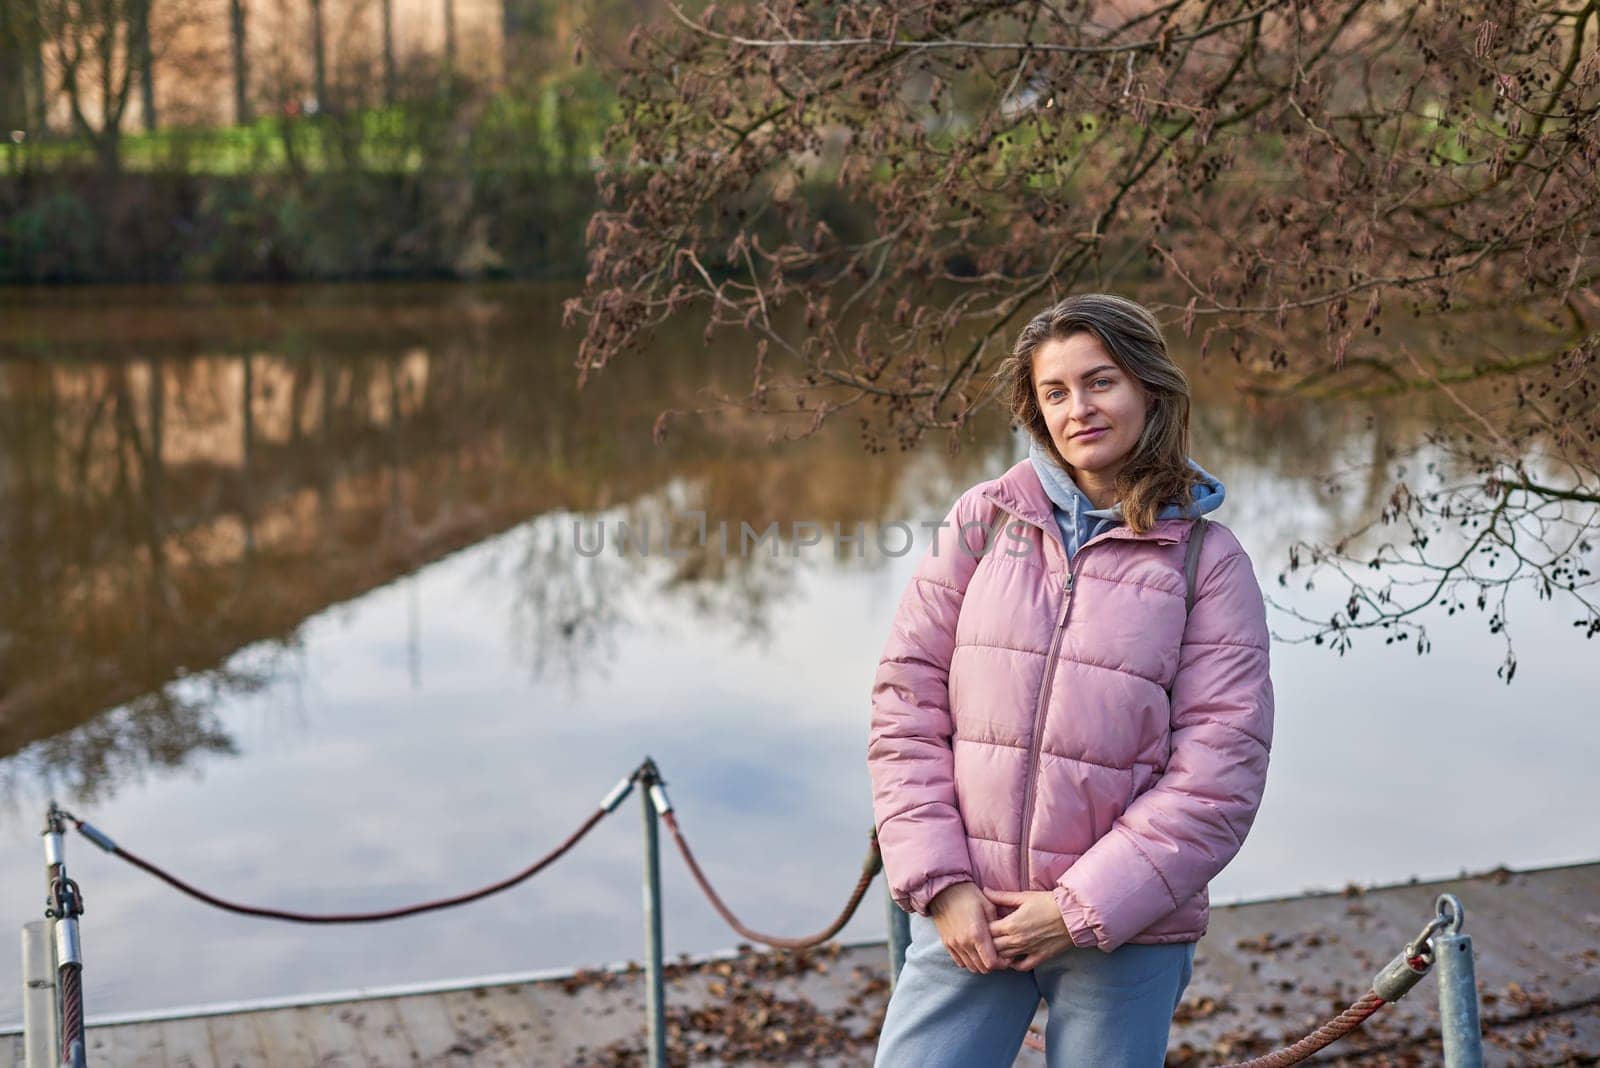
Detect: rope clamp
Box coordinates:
(600, 773, 637, 814)
(649, 782, 673, 816)
(54, 916, 83, 967)
(76, 821, 118, 854)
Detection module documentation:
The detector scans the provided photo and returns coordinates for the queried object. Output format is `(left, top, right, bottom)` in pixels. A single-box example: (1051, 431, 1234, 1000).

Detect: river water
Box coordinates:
(0, 281, 1593, 1024)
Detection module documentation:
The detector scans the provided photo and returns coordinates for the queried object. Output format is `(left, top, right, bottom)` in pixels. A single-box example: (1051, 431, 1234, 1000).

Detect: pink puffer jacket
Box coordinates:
(867, 457, 1273, 953)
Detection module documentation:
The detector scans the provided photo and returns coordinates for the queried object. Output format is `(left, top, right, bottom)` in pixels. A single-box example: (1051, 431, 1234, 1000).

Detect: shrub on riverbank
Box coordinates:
(0, 168, 600, 283)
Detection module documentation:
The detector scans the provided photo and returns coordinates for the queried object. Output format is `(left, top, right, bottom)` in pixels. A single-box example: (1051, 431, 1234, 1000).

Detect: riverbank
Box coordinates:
(0, 169, 598, 284)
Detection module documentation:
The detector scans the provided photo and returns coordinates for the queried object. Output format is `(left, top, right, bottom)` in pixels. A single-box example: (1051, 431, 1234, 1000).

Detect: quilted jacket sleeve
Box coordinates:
(867, 491, 989, 916)
(1052, 527, 1274, 952)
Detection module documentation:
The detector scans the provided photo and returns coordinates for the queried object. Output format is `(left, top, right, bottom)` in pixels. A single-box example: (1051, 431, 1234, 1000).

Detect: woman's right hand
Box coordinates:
(927, 882, 1005, 973)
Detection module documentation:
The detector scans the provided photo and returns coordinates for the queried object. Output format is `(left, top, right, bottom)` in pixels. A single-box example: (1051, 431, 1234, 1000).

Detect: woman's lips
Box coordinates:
(1071, 428, 1108, 442)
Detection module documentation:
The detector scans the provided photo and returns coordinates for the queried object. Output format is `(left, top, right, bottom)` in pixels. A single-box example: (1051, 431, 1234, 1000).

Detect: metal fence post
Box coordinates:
(42, 803, 87, 1068)
(1433, 894, 1483, 1068)
(639, 759, 667, 1068)
(20, 921, 59, 1068)
(886, 890, 910, 991)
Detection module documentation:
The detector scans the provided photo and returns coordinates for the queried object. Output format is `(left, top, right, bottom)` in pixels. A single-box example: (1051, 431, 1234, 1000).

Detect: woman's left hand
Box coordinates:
(982, 888, 1078, 970)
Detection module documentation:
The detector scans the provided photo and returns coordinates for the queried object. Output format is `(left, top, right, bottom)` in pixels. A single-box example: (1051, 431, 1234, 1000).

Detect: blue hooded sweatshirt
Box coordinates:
(1027, 436, 1226, 562)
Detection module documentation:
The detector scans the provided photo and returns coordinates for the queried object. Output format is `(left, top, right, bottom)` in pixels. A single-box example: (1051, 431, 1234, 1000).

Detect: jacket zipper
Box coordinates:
(977, 491, 1184, 890)
(1016, 558, 1080, 889)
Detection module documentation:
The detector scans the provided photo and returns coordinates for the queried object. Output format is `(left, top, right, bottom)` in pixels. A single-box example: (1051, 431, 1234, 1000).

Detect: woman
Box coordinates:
(867, 293, 1274, 1066)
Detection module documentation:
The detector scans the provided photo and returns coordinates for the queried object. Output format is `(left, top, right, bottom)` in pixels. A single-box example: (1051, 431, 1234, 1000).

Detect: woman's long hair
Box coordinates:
(991, 293, 1202, 534)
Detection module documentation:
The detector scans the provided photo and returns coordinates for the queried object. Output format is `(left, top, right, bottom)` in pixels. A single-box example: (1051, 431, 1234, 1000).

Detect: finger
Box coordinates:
(961, 942, 992, 974)
(980, 896, 998, 920)
(967, 939, 999, 974)
(973, 923, 1004, 968)
(949, 943, 978, 973)
(976, 935, 1004, 972)
(983, 888, 1020, 905)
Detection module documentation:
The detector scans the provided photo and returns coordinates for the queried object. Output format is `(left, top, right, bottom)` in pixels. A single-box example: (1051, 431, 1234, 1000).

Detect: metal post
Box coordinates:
(886, 890, 911, 991)
(638, 759, 667, 1068)
(43, 804, 87, 1068)
(39, 808, 64, 1065)
(1433, 894, 1482, 1068)
(20, 921, 59, 1068)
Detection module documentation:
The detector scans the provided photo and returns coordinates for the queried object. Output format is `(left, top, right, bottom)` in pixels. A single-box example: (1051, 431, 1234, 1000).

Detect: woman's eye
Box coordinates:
(1093, 377, 1112, 388)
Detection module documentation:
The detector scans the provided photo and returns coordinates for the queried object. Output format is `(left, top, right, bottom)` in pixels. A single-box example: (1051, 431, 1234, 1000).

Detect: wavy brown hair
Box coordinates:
(990, 293, 1203, 534)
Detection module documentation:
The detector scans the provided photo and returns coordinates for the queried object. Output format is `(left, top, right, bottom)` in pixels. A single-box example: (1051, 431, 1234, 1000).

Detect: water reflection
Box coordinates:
(0, 283, 1594, 1025)
(0, 285, 1004, 799)
(0, 282, 1515, 799)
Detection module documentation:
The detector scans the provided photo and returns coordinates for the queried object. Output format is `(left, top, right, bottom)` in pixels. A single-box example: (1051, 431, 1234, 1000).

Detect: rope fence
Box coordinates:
(27, 755, 1482, 1067)
(73, 804, 615, 926)
(60, 762, 883, 944)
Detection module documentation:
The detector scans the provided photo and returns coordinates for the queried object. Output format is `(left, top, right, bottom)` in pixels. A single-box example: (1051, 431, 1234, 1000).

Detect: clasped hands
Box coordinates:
(927, 881, 1078, 973)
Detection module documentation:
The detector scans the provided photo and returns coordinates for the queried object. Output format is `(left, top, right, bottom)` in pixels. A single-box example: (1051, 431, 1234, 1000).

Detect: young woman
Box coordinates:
(867, 293, 1274, 1066)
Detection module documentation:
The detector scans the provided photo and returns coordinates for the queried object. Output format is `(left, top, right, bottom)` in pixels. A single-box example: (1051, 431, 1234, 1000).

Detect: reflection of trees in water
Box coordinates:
(0, 291, 980, 798)
(654, 520, 804, 651)
(499, 437, 1021, 687)
(506, 516, 629, 694)
(0, 653, 288, 812)
(0, 340, 533, 797)
(9, 281, 1544, 808)
(503, 493, 812, 695)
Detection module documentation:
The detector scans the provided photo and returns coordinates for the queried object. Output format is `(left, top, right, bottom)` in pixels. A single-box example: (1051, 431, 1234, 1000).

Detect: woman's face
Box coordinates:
(1032, 332, 1150, 483)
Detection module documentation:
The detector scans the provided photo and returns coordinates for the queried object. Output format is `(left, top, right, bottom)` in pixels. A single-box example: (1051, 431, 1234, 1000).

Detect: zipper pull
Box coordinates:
(1064, 573, 1075, 594)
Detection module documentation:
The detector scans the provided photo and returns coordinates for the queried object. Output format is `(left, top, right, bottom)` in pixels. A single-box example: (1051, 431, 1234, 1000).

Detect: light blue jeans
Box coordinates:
(873, 909, 1196, 1067)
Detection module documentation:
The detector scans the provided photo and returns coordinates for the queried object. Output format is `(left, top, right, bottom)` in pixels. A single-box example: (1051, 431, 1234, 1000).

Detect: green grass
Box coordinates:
(0, 86, 618, 176)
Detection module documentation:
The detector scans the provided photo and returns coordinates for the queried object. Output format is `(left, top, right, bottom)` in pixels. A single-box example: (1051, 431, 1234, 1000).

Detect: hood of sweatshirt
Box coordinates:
(1027, 436, 1226, 561)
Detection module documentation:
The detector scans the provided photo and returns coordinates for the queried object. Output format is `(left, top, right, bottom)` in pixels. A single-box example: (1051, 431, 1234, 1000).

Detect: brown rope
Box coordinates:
(659, 809, 881, 950)
(1021, 989, 1389, 1064)
(1024, 991, 1388, 1061)
(80, 807, 611, 924)
(58, 963, 85, 1059)
(1216, 990, 1387, 1068)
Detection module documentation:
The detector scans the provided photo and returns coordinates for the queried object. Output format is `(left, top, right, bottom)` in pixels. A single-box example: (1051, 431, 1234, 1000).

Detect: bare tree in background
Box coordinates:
(135, 0, 155, 129)
(229, 0, 251, 123)
(380, 0, 394, 105)
(1, 0, 52, 134)
(566, 0, 1600, 679)
(0, 2, 30, 130)
(309, 0, 328, 112)
(38, 0, 154, 170)
(29, 0, 47, 132)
